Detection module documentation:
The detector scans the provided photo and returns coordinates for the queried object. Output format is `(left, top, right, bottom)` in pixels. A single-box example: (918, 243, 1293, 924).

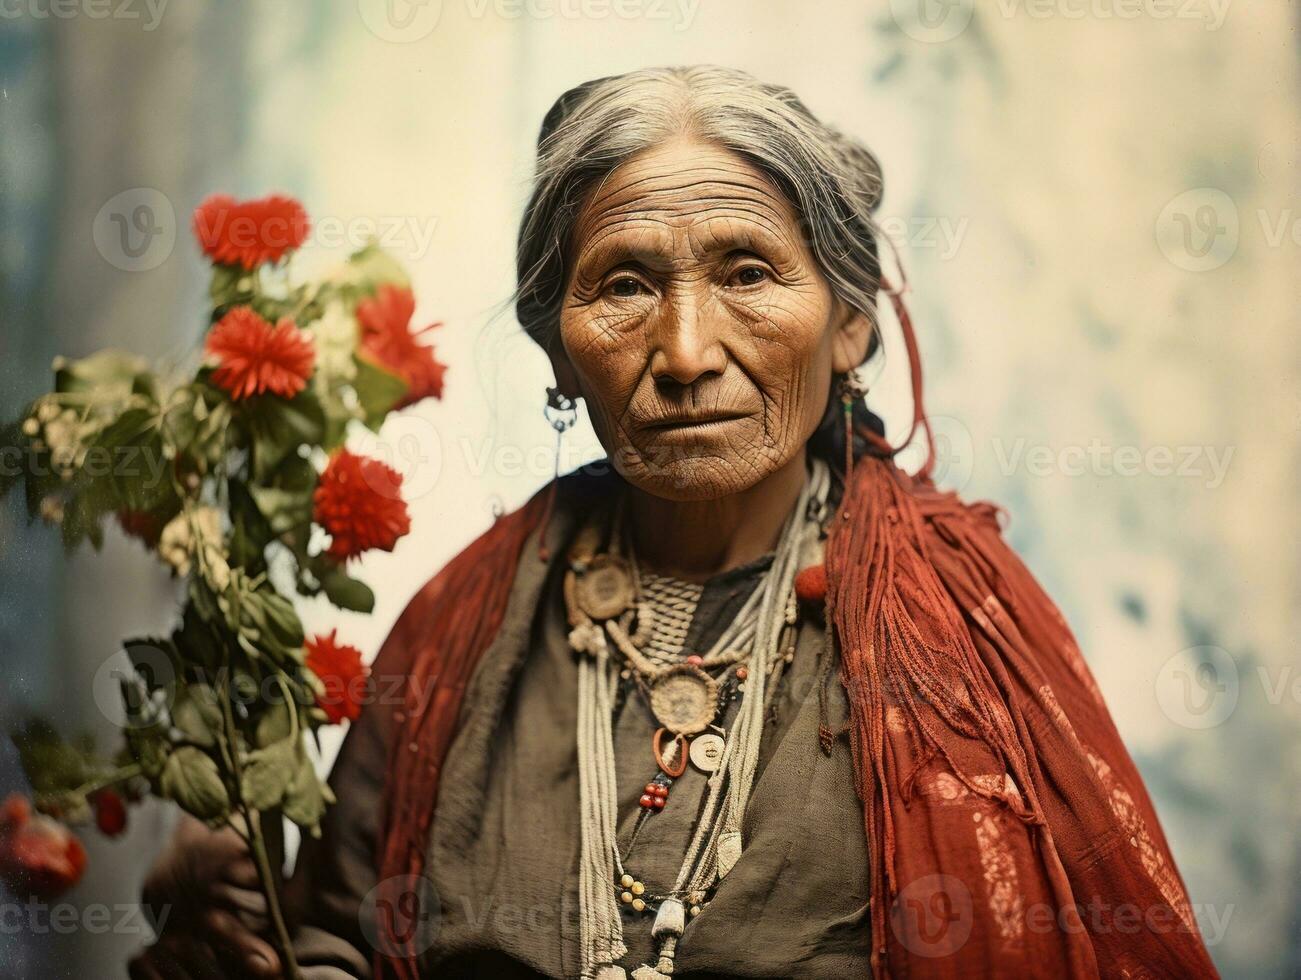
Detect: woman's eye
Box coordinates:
(731, 266, 768, 287)
(608, 277, 643, 298)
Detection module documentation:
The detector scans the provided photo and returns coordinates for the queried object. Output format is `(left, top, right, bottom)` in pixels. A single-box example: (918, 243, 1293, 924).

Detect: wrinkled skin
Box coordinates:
(552, 136, 872, 576)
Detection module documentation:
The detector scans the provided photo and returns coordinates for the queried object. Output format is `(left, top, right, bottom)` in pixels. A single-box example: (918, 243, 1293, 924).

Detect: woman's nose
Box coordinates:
(648, 290, 728, 387)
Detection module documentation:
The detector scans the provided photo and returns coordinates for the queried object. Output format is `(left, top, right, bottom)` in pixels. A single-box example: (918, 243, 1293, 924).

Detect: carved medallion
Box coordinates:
(648, 664, 718, 736)
(573, 554, 634, 621)
(689, 733, 726, 773)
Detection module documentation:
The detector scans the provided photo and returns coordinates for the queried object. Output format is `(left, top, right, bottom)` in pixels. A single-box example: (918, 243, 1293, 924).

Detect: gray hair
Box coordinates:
(514, 65, 887, 361)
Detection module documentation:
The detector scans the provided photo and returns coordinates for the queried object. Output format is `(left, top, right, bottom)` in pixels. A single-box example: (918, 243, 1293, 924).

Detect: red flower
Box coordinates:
(305, 629, 370, 724)
(312, 450, 410, 561)
(193, 193, 310, 270)
(116, 509, 165, 548)
(91, 790, 128, 838)
(0, 794, 87, 900)
(357, 285, 446, 408)
(206, 307, 315, 401)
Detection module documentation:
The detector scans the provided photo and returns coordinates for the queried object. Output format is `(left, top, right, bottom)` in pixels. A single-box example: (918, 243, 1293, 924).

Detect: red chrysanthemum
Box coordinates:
(312, 450, 410, 561)
(206, 306, 315, 401)
(0, 793, 87, 900)
(192, 193, 310, 270)
(305, 629, 370, 725)
(356, 284, 446, 409)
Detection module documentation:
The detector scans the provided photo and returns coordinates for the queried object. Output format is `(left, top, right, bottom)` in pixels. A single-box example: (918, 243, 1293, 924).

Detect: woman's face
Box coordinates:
(553, 137, 872, 501)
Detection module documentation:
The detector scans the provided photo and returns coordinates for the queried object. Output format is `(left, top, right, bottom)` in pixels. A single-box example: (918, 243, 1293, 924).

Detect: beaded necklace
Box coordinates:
(564, 459, 831, 979)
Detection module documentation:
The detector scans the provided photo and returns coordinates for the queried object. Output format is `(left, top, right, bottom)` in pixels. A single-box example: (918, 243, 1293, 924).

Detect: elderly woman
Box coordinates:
(131, 66, 1219, 980)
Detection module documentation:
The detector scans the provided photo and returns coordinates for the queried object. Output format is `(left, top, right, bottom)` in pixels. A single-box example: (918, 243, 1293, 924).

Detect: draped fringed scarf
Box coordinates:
(374, 488, 552, 980)
(374, 287, 1219, 978)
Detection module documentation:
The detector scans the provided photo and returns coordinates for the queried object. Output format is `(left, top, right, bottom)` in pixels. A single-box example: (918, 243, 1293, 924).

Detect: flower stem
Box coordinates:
(72, 763, 142, 799)
(216, 659, 303, 980)
(245, 807, 302, 980)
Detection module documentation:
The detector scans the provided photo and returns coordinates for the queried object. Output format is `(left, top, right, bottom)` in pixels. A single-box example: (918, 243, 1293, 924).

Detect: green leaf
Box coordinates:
(53, 350, 151, 398)
(248, 485, 313, 537)
(260, 589, 306, 654)
(171, 684, 223, 748)
(350, 357, 407, 431)
(282, 748, 334, 836)
(255, 701, 295, 748)
(11, 720, 96, 797)
(166, 383, 230, 470)
(172, 607, 225, 675)
(244, 392, 325, 480)
(339, 243, 411, 295)
(126, 725, 170, 780)
(208, 263, 251, 308)
(227, 480, 273, 573)
(240, 737, 297, 812)
(160, 747, 230, 821)
(317, 563, 375, 614)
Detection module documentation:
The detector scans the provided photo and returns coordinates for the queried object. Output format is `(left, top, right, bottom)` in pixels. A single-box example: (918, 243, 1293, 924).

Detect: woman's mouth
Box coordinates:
(643, 411, 750, 431)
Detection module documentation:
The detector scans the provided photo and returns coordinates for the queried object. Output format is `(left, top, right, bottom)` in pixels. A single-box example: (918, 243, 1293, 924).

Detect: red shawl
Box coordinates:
(372, 456, 1217, 979)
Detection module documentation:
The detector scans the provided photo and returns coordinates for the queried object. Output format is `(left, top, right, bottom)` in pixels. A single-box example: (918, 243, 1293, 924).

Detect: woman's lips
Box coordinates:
(640, 412, 751, 436)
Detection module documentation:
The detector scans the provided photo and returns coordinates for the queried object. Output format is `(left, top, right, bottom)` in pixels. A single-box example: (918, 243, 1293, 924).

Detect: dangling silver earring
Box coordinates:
(838, 366, 870, 403)
(537, 386, 578, 562)
(544, 386, 578, 437)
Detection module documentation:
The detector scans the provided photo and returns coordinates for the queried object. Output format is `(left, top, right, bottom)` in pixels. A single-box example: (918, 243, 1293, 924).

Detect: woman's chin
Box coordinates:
(611, 440, 778, 501)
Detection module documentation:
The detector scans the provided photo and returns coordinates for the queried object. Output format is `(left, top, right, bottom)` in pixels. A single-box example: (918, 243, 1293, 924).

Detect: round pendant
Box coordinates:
(574, 554, 634, 621)
(648, 665, 718, 736)
(689, 733, 726, 773)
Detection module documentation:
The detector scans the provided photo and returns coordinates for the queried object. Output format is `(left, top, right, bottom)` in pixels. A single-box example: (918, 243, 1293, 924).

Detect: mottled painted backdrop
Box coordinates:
(0, 1, 1296, 977)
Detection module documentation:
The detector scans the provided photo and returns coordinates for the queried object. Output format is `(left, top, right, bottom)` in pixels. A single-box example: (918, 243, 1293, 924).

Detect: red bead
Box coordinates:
(686, 654, 703, 666)
(652, 785, 668, 798)
(794, 564, 828, 604)
(640, 794, 656, 809)
(736, 666, 748, 681)
(652, 796, 666, 810)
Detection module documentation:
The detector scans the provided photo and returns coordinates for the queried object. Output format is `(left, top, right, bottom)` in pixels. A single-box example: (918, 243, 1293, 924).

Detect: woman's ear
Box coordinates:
(829, 300, 875, 375)
(547, 339, 582, 399)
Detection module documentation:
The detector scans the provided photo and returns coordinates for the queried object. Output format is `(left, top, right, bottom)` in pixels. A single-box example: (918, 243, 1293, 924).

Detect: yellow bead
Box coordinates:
(631, 881, 645, 896)
(690, 905, 700, 916)
(620, 891, 633, 904)
(632, 898, 646, 912)
(620, 874, 634, 888)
